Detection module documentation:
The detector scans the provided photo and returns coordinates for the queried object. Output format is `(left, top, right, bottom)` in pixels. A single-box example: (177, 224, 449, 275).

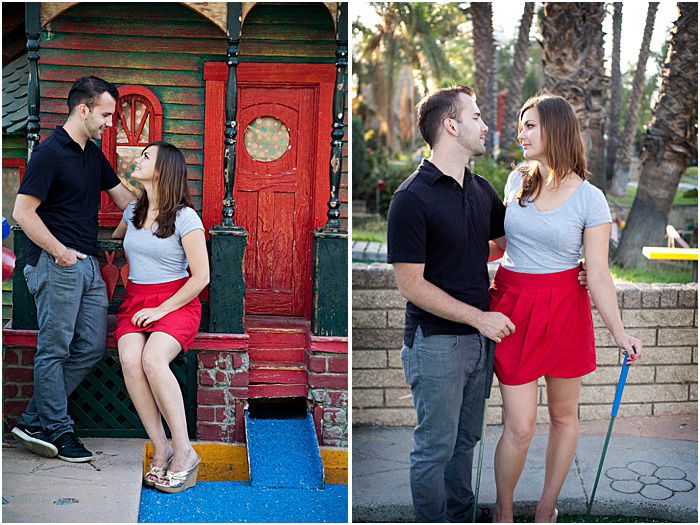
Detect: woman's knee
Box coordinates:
(141, 350, 169, 379)
(548, 410, 579, 429)
(119, 348, 143, 379)
(504, 417, 536, 445)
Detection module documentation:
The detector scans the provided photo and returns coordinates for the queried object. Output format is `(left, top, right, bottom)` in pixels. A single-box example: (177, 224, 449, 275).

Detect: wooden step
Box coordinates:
(249, 368, 306, 384)
(250, 361, 305, 370)
(249, 361, 306, 384)
(248, 384, 307, 398)
(248, 347, 305, 363)
(247, 331, 306, 349)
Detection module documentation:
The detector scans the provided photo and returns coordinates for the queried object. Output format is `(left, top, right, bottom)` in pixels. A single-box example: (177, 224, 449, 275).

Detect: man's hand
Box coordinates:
(578, 261, 588, 288)
(54, 247, 86, 267)
(474, 311, 515, 343)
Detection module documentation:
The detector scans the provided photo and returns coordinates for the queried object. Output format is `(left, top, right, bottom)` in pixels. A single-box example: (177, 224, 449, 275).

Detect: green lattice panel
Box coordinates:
(68, 349, 196, 438)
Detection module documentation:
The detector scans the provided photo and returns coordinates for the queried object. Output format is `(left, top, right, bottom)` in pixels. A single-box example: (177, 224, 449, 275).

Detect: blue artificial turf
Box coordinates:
(138, 482, 348, 523)
(245, 412, 325, 489)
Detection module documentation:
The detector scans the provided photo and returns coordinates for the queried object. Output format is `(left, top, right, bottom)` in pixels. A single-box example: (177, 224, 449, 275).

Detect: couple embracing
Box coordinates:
(387, 86, 644, 522)
(11, 76, 205, 493)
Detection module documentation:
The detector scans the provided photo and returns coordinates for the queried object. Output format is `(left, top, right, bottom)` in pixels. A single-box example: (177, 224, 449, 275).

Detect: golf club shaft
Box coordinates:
(587, 416, 615, 514)
(587, 352, 630, 515)
(472, 396, 489, 523)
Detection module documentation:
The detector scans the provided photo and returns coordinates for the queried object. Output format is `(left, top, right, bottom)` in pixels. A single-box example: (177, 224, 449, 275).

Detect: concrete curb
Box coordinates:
(352, 499, 698, 523)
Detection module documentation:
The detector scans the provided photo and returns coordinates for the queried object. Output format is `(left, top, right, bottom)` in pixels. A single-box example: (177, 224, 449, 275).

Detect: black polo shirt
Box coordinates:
(387, 159, 506, 346)
(18, 126, 121, 266)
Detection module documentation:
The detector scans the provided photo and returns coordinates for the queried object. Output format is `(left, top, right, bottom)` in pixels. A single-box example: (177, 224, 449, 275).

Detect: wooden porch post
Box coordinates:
(324, 1, 348, 230)
(11, 3, 43, 330)
(208, 2, 248, 334)
(311, 2, 348, 337)
(25, 2, 41, 158)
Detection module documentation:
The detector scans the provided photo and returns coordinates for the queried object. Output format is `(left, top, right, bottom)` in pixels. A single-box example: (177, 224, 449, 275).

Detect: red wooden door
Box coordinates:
(235, 87, 314, 316)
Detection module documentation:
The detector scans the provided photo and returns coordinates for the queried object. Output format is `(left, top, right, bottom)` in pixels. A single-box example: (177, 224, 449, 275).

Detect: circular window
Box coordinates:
(244, 117, 290, 162)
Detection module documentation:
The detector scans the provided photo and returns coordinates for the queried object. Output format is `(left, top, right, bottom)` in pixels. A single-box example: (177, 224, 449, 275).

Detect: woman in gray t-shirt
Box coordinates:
(487, 95, 644, 522)
(112, 142, 208, 493)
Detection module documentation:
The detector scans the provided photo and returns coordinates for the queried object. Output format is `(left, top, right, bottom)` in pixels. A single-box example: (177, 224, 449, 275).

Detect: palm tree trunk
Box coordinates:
(610, 2, 659, 197)
(605, 3, 623, 184)
(613, 3, 697, 268)
(470, 2, 495, 157)
(499, 2, 535, 166)
(542, 2, 608, 191)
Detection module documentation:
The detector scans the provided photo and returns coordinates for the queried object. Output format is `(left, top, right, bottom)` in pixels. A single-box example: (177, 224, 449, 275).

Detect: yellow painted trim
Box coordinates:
(642, 247, 699, 261)
(143, 442, 347, 484)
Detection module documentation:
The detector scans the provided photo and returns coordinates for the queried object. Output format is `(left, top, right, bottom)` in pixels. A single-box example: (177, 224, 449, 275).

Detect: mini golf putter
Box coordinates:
(587, 349, 633, 515)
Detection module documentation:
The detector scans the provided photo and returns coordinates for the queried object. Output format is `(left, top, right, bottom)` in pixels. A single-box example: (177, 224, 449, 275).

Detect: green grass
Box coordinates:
(514, 515, 667, 523)
(607, 185, 698, 207)
(685, 166, 698, 176)
(353, 218, 388, 243)
(610, 263, 693, 284)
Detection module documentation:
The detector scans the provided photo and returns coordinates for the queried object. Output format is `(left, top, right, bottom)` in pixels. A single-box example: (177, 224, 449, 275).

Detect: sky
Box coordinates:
(351, 1, 679, 76)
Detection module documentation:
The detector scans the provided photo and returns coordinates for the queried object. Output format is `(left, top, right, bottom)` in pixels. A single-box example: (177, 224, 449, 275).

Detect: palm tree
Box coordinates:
(542, 2, 608, 191)
(605, 3, 623, 183)
(613, 3, 697, 268)
(610, 2, 659, 196)
(399, 3, 460, 93)
(499, 2, 535, 166)
(354, 3, 463, 152)
(354, 6, 403, 151)
(469, 2, 496, 157)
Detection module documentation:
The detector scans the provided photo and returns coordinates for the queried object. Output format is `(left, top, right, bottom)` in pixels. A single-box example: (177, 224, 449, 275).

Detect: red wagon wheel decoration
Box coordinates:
(100, 86, 163, 226)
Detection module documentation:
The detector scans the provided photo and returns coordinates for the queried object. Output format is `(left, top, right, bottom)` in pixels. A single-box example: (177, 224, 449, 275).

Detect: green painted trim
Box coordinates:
(11, 227, 38, 330)
(208, 227, 248, 333)
(311, 232, 348, 336)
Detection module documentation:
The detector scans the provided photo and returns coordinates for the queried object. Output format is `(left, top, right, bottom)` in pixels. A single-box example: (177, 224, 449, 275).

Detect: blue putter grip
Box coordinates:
(611, 352, 630, 417)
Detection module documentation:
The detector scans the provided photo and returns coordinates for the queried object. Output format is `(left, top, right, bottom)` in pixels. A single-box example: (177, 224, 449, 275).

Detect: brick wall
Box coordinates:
(3, 336, 348, 448)
(352, 263, 698, 426)
(308, 350, 349, 447)
(196, 350, 249, 443)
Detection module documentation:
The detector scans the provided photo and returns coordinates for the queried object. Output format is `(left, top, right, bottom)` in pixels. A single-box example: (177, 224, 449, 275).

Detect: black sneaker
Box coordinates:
(53, 432, 93, 463)
(11, 424, 58, 457)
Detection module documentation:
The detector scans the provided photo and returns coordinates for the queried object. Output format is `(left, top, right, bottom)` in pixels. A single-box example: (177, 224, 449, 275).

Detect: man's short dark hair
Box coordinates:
(416, 85, 476, 148)
(67, 76, 119, 115)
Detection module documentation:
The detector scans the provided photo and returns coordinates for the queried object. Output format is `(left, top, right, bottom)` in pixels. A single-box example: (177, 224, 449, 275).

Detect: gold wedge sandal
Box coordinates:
(143, 455, 173, 488)
(154, 457, 201, 493)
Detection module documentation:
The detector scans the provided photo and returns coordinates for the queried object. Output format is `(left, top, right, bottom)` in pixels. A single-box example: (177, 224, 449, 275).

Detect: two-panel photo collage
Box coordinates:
(1, 1, 698, 523)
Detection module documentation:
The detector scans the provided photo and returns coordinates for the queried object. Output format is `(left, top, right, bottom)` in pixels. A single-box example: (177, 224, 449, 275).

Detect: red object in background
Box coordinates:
(2, 247, 16, 281)
(376, 180, 385, 189)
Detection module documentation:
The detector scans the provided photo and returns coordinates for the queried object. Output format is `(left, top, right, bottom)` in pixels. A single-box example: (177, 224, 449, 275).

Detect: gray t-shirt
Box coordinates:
(501, 170, 612, 274)
(122, 200, 204, 284)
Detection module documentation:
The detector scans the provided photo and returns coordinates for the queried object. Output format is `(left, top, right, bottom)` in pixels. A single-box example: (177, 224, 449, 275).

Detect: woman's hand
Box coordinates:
(131, 307, 167, 327)
(614, 332, 643, 365)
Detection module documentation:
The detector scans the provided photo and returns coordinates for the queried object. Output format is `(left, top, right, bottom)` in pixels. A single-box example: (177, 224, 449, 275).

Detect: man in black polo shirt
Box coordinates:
(387, 85, 514, 522)
(11, 76, 135, 462)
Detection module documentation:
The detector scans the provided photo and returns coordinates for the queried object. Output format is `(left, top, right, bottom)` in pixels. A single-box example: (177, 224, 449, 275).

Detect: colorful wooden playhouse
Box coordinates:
(2, 2, 348, 455)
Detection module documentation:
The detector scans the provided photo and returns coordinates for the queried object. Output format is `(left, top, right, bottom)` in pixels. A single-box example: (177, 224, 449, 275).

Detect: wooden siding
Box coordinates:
(37, 2, 345, 220)
(38, 2, 227, 213)
(2, 134, 27, 161)
(240, 3, 336, 63)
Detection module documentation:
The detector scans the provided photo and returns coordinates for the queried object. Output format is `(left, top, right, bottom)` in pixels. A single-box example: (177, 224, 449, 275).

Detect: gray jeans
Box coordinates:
(401, 327, 493, 522)
(19, 250, 108, 440)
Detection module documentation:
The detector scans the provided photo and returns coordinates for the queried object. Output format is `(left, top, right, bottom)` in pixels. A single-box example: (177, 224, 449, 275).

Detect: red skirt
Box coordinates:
(489, 265, 596, 386)
(114, 277, 201, 352)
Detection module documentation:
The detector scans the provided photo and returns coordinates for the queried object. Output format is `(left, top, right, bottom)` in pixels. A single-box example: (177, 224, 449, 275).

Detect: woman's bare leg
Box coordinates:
(118, 332, 172, 465)
(493, 380, 538, 522)
(141, 332, 197, 472)
(535, 376, 582, 522)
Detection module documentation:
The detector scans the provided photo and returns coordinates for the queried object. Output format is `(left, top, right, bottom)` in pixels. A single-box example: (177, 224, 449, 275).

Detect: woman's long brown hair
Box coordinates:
(132, 141, 194, 238)
(516, 95, 589, 206)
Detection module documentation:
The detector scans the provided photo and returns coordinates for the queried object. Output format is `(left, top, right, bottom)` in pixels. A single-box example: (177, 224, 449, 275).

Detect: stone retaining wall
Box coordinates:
(352, 263, 698, 426)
